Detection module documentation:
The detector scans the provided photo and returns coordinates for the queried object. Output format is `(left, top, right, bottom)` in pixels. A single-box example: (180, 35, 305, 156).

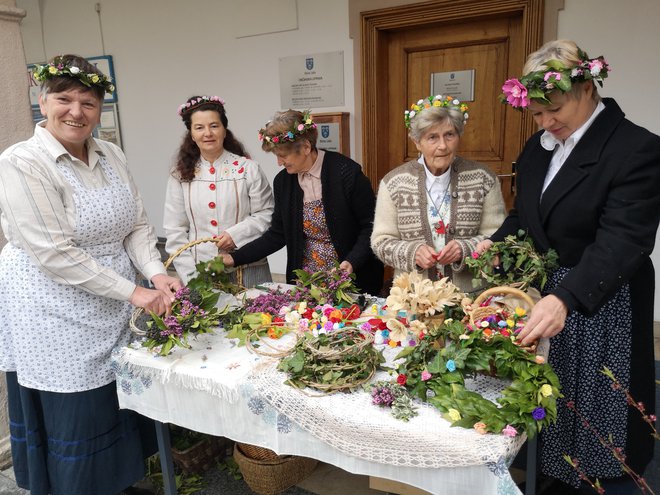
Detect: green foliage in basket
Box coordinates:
(188, 255, 244, 295)
(140, 286, 225, 356)
(278, 327, 385, 393)
(465, 229, 559, 290)
(292, 265, 358, 306)
(393, 319, 561, 438)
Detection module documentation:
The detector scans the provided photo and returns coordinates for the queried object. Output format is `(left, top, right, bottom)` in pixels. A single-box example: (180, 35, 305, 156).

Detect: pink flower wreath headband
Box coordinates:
(177, 95, 225, 117)
(501, 48, 610, 109)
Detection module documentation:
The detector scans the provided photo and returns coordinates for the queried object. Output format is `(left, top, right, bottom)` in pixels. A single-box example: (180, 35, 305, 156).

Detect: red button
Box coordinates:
(208, 202, 216, 209)
(210, 219, 218, 226)
(209, 184, 216, 190)
(209, 167, 215, 174)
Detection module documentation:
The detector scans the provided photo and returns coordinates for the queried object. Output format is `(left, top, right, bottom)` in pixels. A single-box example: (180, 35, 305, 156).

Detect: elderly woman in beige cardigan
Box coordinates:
(371, 95, 505, 292)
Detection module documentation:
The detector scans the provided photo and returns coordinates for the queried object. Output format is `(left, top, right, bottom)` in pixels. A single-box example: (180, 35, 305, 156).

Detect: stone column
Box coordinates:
(0, 0, 32, 469)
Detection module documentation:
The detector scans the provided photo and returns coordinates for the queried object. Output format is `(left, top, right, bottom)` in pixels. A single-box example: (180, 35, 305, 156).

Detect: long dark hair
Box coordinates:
(175, 96, 248, 181)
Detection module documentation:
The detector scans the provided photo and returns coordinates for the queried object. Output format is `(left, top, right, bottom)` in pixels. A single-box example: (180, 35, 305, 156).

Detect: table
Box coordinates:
(114, 328, 536, 495)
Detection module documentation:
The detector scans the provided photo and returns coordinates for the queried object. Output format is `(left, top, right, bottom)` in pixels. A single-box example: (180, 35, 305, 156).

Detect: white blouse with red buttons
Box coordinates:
(163, 150, 274, 283)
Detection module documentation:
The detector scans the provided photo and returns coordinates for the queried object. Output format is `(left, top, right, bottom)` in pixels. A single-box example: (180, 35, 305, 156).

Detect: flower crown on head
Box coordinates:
(501, 49, 611, 109)
(404, 95, 469, 129)
(32, 56, 115, 95)
(258, 111, 317, 145)
(178, 95, 225, 117)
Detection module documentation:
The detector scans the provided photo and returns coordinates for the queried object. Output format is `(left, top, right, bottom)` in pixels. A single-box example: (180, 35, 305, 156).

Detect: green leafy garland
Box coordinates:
(465, 230, 559, 290)
(394, 319, 561, 438)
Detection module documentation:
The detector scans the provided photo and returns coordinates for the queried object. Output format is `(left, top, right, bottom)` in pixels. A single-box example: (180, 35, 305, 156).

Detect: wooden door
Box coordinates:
(361, 0, 544, 209)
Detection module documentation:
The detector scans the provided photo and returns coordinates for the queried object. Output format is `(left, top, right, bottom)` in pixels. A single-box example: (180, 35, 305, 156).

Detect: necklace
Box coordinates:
(426, 177, 451, 235)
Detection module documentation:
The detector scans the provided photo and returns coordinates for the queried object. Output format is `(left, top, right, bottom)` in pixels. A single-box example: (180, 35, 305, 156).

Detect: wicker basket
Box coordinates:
(469, 286, 537, 353)
(233, 443, 318, 495)
(130, 236, 243, 336)
(171, 435, 229, 475)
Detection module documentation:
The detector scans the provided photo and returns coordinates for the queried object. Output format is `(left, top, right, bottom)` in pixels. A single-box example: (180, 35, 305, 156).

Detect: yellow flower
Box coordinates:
(515, 307, 526, 317)
(260, 313, 272, 326)
(388, 340, 398, 348)
(305, 118, 312, 125)
(412, 104, 421, 111)
(432, 100, 442, 107)
(447, 409, 461, 421)
(90, 74, 100, 83)
(540, 384, 553, 397)
(48, 66, 58, 74)
(506, 319, 515, 328)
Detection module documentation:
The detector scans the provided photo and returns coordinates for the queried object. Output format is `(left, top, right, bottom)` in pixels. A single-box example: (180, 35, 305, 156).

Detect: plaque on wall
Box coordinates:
(311, 112, 349, 156)
(430, 69, 475, 101)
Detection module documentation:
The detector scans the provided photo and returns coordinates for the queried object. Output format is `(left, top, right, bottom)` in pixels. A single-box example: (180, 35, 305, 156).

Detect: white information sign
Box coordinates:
(317, 122, 340, 152)
(279, 51, 344, 108)
(430, 69, 475, 102)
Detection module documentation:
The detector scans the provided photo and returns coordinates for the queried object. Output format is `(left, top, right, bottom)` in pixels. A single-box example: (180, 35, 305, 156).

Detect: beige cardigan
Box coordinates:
(371, 156, 505, 292)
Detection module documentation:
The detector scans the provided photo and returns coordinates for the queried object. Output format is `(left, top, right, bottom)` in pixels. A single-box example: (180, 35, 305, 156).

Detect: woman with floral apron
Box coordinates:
(0, 55, 180, 495)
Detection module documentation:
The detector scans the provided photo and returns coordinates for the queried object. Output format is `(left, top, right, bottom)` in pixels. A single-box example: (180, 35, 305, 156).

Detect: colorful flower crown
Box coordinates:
(501, 49, 611, 109)
(258, 111, 317, 145)
(33, 57, 115, 95)
(177, 95, 225, 117)
(404, 95, 469, 129)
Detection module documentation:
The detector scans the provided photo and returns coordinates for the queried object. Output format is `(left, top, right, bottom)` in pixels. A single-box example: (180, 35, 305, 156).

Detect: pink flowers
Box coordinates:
(502, 425, 518, 437)
(471, 251, 480, 259)
(421, 370, 432, 381)
(588, 59, 604, 77)
(501, 79, 529, 108)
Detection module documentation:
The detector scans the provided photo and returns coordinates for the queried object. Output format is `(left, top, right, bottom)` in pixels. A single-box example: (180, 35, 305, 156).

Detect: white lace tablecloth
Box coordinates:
(113, 330, 524, 495)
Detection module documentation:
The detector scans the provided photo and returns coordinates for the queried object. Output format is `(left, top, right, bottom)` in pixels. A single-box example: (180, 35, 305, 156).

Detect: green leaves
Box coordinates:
(465, 230, 559, 290)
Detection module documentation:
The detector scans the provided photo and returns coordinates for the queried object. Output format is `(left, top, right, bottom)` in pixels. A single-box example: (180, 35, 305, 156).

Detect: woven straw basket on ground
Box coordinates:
(233, 443, 318, 495)
(171, 435, 229, 475)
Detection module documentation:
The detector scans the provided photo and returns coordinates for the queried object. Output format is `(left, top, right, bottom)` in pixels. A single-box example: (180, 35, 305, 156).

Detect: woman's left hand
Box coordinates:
(517, 294, 568, 346)
(434, 240, 463, 265)
(215, 232, 236, 252)
(339, 260, 354, 274)
(151, 274, 182, 302)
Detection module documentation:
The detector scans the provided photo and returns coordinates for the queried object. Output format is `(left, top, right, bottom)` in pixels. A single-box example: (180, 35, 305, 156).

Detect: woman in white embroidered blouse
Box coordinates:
(164, 95, 274, 286)
(0, 54, 181, 495)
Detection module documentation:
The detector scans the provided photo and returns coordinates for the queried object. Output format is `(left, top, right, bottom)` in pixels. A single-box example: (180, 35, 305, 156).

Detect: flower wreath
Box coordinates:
(33, 56, 115, 95)
(258, 111, 317, 146)
(177, 95, 225, 117)
(394, 318, 561, 438)
(404, 95, 469, 129)
(501, 48, 611, 109)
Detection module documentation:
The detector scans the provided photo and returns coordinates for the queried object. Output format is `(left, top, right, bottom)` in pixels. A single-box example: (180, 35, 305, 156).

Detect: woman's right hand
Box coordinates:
(415, 244, 439, 269)
(129, 286, 173, 316)
(221, 253, 235, 267)
(475, 239, 493, 254)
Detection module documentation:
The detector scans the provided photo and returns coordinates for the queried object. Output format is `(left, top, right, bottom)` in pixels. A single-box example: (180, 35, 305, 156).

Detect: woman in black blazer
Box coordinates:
(481, 40, 660, 493)
(223, 110, 383, 296)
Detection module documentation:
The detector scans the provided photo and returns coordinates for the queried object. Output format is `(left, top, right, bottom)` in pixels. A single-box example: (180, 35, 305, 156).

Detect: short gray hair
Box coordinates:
(408, 106, 465, 141)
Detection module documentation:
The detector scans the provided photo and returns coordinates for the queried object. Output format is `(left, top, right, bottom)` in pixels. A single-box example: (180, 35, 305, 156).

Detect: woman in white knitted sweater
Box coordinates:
(371, 95, 505, 293)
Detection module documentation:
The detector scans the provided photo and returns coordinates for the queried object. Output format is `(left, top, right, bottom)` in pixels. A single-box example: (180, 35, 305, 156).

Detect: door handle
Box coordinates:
(496, 162, 516, 194)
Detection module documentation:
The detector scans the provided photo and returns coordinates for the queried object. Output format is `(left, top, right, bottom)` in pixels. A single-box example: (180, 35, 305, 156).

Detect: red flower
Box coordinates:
(303, 308, 314, 319)
(396, 374, 407, 386)
(341, 304, 361, 321)
(367, 318, 387, 330)
(232, 160, 239, 166)
(237, 166, 244, 174)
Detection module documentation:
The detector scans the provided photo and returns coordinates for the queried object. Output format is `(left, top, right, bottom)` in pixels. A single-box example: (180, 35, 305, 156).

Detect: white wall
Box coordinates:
(16, 0, 660, 318)
(17, 0, 354, 275)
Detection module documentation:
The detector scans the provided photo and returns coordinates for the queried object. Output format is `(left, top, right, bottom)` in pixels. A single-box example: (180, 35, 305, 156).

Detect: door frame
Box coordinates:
(351, 0, 554, 190)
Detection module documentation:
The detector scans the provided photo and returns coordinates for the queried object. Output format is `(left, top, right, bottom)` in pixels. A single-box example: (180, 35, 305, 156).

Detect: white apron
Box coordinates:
(0, 156, 138, 392)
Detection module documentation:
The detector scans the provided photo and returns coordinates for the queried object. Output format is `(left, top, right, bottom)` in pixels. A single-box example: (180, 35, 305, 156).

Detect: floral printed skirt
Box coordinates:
(302, 199, 338, 272)
(540, 267, 632, 487)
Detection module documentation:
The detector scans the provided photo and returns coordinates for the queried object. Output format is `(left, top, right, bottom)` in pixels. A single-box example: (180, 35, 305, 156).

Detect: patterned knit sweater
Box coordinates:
(371, 156, 505, 292)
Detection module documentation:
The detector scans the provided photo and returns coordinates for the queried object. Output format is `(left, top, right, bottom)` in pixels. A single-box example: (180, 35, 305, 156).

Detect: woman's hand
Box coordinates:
(435, 240, 462, 265)
(475, 239, 493, 254)
(151, 274, 182, 301)
(339, 260, 354, 274)
(129, 286, 173, 316)
(517, 294, 568, 346)
(415, 244, 439, 269)
(221, 253, 235, 267)
(215, 232, 236, 252)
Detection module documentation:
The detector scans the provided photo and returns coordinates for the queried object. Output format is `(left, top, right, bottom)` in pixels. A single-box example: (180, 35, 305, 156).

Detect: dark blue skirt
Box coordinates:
(7, 372, 156, 495)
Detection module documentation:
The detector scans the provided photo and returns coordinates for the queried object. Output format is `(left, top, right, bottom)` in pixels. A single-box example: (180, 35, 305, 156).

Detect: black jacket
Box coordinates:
(232, 150, 383, 295)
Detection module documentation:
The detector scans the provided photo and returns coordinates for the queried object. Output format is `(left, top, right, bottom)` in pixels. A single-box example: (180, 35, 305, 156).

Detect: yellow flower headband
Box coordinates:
(404, 95, 469, 128)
